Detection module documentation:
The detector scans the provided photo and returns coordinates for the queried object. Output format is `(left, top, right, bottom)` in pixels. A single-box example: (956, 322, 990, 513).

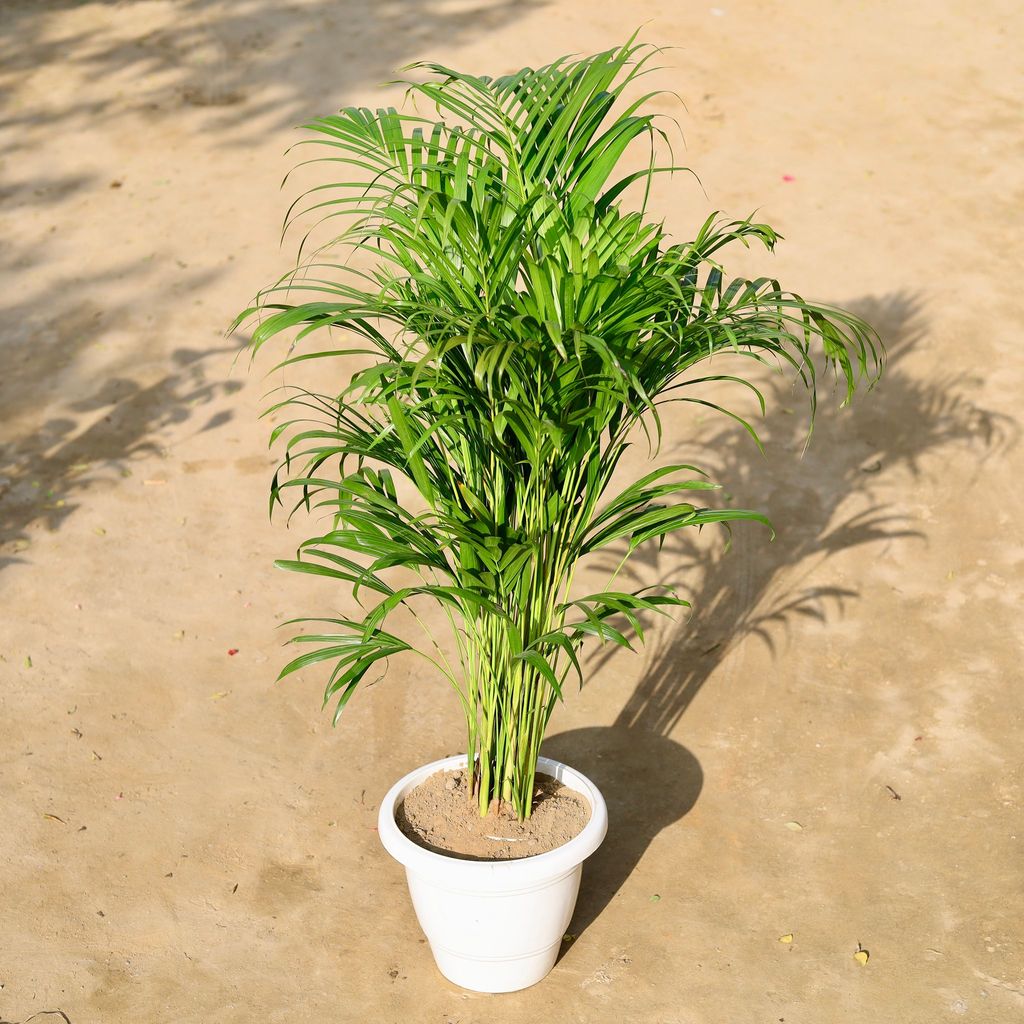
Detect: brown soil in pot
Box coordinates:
(396, 768, 591, 860)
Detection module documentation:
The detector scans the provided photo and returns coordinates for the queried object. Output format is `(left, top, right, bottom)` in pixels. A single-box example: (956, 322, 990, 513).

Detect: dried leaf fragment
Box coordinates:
(779, 933, 793, 944)
(784, 821, 803, 831)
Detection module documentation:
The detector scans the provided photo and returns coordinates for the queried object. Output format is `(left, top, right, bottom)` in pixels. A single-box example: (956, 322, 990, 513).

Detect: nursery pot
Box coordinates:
(377, 753, 608, 993)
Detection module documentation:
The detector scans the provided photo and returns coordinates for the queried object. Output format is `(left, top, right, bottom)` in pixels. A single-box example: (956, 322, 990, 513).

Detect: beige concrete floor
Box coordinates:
(2, 1, 1021, 1021)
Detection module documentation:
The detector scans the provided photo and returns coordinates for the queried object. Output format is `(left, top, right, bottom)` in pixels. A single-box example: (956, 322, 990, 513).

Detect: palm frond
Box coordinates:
(238, 39, 883, 819)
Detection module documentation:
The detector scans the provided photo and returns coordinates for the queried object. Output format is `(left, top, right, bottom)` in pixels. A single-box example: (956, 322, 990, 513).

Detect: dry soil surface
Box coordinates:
(2, 2, 1022, 1022)
(398, 769, 590, 859)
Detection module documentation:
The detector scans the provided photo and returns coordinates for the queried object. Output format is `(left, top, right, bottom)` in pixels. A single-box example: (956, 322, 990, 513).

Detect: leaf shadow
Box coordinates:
(545, 289, 1016, 946)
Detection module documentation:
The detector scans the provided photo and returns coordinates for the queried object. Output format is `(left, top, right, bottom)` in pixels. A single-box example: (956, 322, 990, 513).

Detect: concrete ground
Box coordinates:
(2, 1, 1021, 1021)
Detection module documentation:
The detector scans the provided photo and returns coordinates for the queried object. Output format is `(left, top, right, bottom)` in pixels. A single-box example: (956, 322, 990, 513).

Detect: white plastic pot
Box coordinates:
(377, 753, 608, 993)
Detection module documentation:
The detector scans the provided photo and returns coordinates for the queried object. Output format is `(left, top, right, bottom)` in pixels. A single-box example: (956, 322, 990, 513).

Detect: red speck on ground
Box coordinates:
(782, 174, 796, 182)
(228, 649, 239, 656)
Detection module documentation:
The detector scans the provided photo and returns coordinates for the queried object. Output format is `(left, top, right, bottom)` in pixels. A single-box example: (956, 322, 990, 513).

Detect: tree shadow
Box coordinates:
(0, 192, 248, 573)
(0, 1, 545, 576)
(543, 290, 1016, 945)
(0, 0, 546, 152)
(0, 345, 244, 574)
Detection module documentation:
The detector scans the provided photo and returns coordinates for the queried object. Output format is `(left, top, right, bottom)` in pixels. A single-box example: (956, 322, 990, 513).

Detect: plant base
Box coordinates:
(378, 754, 608, 993)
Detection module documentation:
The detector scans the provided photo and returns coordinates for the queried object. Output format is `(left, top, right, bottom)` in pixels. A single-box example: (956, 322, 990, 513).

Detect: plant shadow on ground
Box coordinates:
(545, 291, 1015, 947)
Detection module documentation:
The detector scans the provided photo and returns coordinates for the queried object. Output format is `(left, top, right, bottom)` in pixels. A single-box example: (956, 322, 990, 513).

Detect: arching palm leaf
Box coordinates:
(236, 38, 882, 820)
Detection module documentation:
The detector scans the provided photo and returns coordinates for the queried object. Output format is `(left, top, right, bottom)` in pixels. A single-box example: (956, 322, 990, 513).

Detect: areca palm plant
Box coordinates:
(238, 39, 881, 821)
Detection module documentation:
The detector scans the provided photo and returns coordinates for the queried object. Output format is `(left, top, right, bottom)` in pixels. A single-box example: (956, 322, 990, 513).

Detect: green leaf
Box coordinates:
(236, 36, 883, 822)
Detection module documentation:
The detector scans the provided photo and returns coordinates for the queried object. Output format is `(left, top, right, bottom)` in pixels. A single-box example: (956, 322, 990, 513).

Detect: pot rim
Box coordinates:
(377, 754, 608, 890)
